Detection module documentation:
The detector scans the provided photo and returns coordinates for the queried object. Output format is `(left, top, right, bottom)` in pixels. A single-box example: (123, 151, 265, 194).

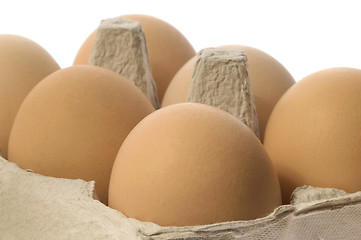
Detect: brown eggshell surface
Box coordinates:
(263, 67, 361, 203)
(162, 45, 295, 142)
(0, 34, 60, 158)
(73, 14, 196, 102)
(161, 57, 197, 107)
(109, 103, 281, 227)
(8, 65, 155, 204)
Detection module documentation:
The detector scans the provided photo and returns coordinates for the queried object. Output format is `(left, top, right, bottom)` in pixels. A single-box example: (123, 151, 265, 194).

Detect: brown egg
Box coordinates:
(8, 65, 154, 204)
(109, 103, 281, 226)
(162, 45, 295, 142)
(161, 57, 197, 107)
(0, 34, 60, 159)
(263, 67, 361, 203)
(73, 14, 196, 102)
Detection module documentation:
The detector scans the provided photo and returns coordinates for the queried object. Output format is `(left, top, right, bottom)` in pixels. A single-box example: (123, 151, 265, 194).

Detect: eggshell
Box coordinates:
(108, 103, 281, 226)
(0, 34, 60, 158)
(73, 14, 196, 102)
(263, 67, 361, 203)
(162, 57, 197, 107)
(8, 65, 155, 204)
(162, 45, 295, 142)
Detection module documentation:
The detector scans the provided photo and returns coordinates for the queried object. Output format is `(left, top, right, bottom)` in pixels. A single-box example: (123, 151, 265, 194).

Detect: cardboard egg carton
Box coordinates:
(1, 156, 361, 240)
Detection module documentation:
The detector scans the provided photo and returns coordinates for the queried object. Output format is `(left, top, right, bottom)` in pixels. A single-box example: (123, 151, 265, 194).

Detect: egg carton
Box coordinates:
(1, 156, 361, 240)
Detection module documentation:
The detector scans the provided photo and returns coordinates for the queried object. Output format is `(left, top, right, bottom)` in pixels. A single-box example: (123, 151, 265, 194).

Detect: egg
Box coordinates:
(8, 65, 154, 204)
(263, 67, 361, 203)
(73, 14, 196, 102)
(0, 34, 60, 159)
(161, 57, 197, 107)
(108, 103, 281, 226)
(162, 45, 295, 142)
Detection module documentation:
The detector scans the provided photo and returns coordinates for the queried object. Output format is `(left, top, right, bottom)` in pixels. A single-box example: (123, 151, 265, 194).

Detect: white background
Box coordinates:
(1, 0, 360, 82)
